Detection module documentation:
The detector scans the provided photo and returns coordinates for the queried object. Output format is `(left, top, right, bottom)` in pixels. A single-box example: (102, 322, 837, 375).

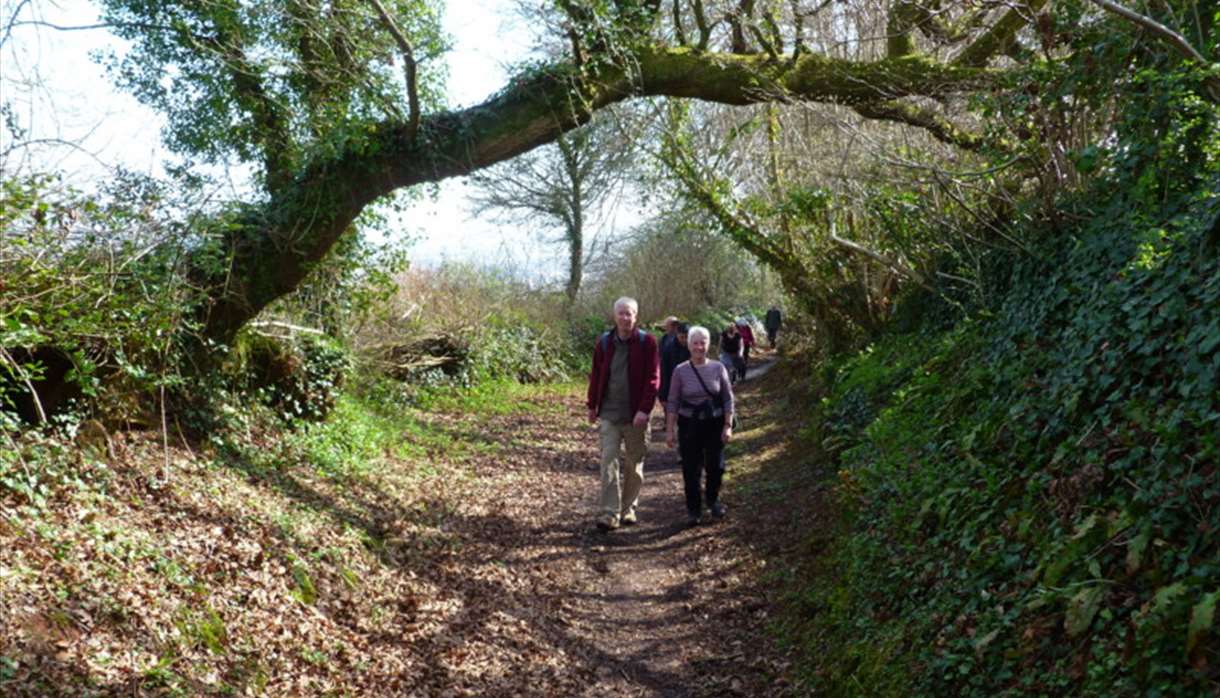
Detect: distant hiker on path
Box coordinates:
(665, 326, 734, 526)
(659, 322, 692, 414)
(586, 297, 661, 531)
(720, 323, 745, 384)
(660, 315, 680, 354)
(736, 317, 756, 380)
(764, 305, 782, 347)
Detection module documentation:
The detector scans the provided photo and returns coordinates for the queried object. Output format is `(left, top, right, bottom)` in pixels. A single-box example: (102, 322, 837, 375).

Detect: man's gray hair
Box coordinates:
(613, 296, 639, 313)
(687, 325, 710, 345)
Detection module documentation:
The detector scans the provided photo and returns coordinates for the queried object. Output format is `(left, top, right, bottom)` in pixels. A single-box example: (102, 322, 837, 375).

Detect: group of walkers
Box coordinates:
(585, 297, 782, 531)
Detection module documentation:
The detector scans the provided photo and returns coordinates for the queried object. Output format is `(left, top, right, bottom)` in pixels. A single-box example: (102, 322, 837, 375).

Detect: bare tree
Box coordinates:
(467, 113, 635, 306)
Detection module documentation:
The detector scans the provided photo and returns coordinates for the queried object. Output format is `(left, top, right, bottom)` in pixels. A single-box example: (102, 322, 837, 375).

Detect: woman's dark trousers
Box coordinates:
(677, 416, 725, 516)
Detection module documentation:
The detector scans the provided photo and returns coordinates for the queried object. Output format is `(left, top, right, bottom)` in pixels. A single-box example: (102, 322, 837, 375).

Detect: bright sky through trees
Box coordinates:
(2, 0, 634, 277)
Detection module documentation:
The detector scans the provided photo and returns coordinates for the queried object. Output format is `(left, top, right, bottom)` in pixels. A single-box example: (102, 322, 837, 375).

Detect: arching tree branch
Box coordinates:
(193, 47, 999, 343)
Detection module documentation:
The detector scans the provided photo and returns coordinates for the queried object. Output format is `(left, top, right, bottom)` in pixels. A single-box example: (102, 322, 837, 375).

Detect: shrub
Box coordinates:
(354, 263, 580, 392)
(233, 331, 351, 423)
(0, 173, 204, 427)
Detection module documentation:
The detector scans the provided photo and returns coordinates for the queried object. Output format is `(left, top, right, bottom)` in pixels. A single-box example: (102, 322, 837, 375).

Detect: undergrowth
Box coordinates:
(0, 369, 569, 694)
(785, 180, 1220, 695)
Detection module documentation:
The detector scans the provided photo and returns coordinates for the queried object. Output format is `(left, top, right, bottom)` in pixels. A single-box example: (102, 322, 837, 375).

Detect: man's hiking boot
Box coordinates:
(710, 502, 727, 520)
(620, 510, 638, 526)
(687, 511, 702, 527)
(596, 516, 620, 532)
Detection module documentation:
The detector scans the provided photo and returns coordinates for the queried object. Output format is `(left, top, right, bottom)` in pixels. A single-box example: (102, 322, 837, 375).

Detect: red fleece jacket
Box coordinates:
(586, 329, 661, 418)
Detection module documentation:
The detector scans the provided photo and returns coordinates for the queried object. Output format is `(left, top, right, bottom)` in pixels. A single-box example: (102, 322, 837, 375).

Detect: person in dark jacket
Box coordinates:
(735, 317, 756, 380)
(665, 325, 734, 525)
(659, 315, 680, 355)
(659, 322, 691, 413)
(719, 323, 745, 384)
(586, 297, 661, 531)
(764, 305, 782, 347)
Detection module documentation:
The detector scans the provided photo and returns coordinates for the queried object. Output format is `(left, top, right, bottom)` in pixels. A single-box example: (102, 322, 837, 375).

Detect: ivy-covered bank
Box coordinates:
(788, 181, 1220, 695)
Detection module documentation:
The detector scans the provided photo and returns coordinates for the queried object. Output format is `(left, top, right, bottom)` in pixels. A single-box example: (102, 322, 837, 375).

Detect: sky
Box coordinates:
(1, 0, 637, 280)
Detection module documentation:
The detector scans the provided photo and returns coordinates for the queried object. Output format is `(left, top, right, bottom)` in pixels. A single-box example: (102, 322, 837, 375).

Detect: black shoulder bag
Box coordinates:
(689, 363, 738, 429)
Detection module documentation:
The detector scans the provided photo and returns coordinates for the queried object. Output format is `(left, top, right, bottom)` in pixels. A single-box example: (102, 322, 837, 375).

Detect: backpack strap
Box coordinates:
(601, 328, 646, 353)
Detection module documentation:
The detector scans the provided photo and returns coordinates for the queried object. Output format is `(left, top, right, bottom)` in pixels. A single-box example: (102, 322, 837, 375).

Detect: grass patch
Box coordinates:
(414, 379, 580, 415)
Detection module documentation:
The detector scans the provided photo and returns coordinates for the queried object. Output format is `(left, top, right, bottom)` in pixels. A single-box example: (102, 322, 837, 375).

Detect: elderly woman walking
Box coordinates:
(665, 326, 735, 526)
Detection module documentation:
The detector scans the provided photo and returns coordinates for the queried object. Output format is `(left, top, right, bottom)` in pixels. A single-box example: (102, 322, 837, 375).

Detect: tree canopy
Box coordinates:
(67, 0, 1220, 346)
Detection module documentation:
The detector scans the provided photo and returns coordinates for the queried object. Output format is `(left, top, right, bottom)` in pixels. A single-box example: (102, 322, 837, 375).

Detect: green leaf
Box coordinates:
(1065, 586, 1104, 637)
(1200, 325, 1220, 355)
(291, 563, 318, 605)
(1126, 525, 1150, 575)
(1072, 513, 1099, 540)
(1187, 591, 1218, 654)
(973, 628, 1001, 657)
(1152, 582, 1187, 616)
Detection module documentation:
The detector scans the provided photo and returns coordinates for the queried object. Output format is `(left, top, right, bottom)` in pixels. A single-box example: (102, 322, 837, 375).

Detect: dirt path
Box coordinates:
(416, 354, 794, 696)
(1, 352, 810, 697)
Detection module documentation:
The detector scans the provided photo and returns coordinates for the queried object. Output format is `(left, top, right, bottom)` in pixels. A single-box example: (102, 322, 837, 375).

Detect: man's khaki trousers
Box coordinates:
(597, 418, 648, 523)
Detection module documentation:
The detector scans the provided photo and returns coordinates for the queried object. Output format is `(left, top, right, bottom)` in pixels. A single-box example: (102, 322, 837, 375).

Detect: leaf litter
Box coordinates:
(1, 376, 799, 696)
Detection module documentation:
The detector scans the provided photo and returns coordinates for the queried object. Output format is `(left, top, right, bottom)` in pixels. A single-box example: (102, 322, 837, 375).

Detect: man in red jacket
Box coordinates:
(587, 297, 661, 531)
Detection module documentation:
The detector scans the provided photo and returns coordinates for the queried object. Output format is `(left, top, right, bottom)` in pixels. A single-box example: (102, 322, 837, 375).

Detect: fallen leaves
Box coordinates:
(1, 381, 798, 696)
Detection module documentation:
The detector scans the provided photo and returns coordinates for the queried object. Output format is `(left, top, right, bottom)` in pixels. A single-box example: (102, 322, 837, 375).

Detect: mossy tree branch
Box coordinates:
(194, 47, 999, 344)
(954, 0, 1047, 68)
(852, 99, 988, 151)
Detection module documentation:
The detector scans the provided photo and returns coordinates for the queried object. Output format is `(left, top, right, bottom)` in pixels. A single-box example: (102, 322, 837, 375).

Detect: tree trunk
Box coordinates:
(565, 223, 583, 306)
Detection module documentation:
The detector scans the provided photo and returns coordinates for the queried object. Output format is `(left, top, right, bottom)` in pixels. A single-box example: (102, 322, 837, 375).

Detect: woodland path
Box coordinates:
(412, 351, 798, 697)
(0, 350, 813, 697)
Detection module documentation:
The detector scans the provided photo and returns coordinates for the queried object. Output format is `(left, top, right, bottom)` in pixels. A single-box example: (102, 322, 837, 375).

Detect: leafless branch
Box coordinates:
(366, 0, 421, 139)
(3, 19, 172, 45)
(672, 0, 686, 46)
(0, 0, 33, 47)
(692, 0, 711, 50)
(0, 137, 118, 170)
(1087, 0, 1220, 101)
(0, 346, 46, 425)
(828, 231, 934, 292)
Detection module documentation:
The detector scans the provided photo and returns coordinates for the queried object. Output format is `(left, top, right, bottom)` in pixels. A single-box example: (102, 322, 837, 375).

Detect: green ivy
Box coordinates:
(789, 166, 1220, 694)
